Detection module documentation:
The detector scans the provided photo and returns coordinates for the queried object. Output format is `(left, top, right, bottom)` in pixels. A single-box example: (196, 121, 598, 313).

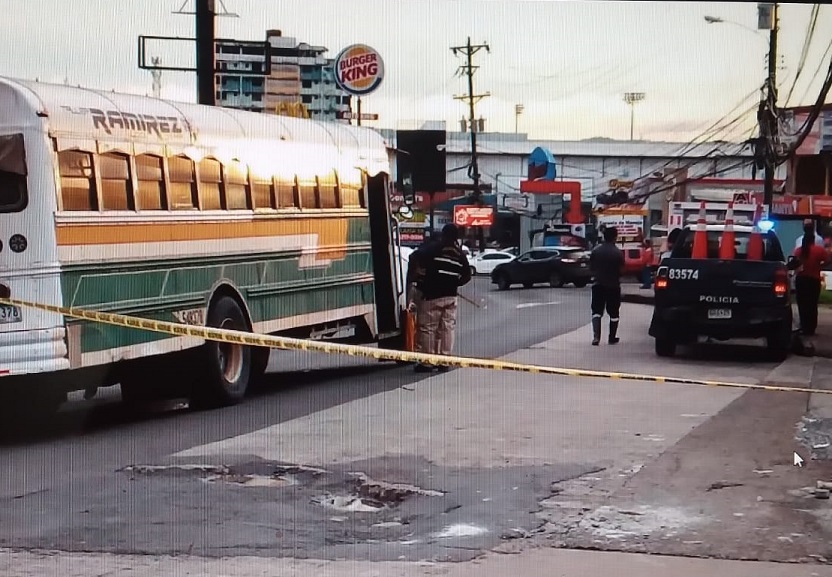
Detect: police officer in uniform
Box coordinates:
(411, 224, 472, 372)
(589, 225, 625, 346)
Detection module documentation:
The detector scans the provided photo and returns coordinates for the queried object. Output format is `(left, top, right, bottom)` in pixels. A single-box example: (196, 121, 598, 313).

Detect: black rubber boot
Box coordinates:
(609, 320, 620, 345)
(592, 317, 601, 346)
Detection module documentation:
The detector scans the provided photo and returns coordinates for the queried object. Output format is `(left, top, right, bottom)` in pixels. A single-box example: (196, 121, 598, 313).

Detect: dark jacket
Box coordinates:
(413, 239, 471, 300)
(590, 242, 624, 288)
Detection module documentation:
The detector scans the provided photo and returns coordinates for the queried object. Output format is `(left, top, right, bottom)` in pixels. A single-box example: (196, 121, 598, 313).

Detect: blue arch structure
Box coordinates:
(527, 146, 557, 181)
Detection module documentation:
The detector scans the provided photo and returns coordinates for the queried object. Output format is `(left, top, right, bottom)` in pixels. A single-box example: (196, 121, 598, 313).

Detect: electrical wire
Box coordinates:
(784, 3, 820, 107)
(796, 36, 832, 106)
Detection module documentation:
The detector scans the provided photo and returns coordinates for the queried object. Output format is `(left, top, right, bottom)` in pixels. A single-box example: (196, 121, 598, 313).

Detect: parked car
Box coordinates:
(490, 247, 592, 290)
(469, 250, 516, 275)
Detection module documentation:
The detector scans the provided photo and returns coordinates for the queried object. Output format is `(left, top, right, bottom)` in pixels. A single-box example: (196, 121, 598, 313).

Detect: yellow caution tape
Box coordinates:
(0, 296, 825, 395)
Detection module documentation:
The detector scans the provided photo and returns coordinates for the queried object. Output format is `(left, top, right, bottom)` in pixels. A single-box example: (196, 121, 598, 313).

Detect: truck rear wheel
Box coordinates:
(655, 338, 676, 358)
(766, 328, 791, 362)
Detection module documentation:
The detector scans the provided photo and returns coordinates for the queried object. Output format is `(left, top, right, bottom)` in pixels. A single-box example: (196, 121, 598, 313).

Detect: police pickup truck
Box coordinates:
(649, 224, 792, 359)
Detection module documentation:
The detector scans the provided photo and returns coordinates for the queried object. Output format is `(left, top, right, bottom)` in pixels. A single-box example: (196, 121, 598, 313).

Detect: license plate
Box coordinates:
(707, 308, 732, 320)
(0, 304, 21, 324)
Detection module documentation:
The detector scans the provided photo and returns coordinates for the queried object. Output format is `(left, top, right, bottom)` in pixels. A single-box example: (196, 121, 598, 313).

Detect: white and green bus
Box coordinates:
(0, 77, 408, 414)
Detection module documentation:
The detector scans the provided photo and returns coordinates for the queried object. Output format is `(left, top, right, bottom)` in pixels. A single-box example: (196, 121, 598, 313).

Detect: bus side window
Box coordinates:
(167, 156, 197, 210)
(317, 171, 339, 209)
(223, 160, 250, 210)
(275, 175, 297, 209)
(99, 152, 132, 211)
(339, 168, 363, 208)
(58, 150, 97, 211)
(135, 154, 166, 210)
(297, 176, 318, 209)
(0, 134, 28, 213)
(251, 172, 276, 209)
(198, 157, 222, 210)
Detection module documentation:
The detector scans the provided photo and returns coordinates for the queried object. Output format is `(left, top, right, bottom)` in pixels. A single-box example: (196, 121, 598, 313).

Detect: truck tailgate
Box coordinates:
(656, 259, 785, 309)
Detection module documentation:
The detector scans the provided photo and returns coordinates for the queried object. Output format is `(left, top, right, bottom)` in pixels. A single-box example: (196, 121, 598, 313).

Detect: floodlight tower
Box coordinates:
(623, 92, 645, 141)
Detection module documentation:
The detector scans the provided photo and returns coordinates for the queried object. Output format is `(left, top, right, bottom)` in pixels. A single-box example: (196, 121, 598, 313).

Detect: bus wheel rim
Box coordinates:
(218, 318, 244, 384)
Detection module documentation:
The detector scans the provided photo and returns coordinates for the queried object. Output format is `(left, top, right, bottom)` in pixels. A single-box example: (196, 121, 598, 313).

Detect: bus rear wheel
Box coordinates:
(190, 296, 252, 409)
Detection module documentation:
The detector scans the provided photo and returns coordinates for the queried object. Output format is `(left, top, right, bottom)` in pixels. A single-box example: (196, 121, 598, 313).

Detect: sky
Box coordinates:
(2, 0, 831, 142)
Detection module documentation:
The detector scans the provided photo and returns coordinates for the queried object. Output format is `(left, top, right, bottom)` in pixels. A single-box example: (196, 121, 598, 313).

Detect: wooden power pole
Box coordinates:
(452, 37, 490, 250)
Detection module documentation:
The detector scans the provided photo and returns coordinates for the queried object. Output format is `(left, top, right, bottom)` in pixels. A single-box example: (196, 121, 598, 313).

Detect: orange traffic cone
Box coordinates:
(691, 201, 708, 259)
(719, 201, 736, 260)
(747, 205, 764, 261)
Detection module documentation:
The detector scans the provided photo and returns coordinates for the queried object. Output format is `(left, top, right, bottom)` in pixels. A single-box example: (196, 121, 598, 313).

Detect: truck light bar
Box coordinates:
(683, 215, 754, 226)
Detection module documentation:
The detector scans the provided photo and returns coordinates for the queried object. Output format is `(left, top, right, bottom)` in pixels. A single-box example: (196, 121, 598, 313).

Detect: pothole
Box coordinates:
(120, 463, 322, 488)
(120, 464, 231, 476)
(311, 472, 445, 513)
(312, 495, 387, 512)
(202, 473, 298, 488)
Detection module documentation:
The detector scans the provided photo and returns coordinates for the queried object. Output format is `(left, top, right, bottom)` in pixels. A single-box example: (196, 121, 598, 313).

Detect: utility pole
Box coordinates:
(452, 37, 490, 250)
(761, 2, 779, 208)
(195, 0, 216, 105)
(151, 57, 163, 98)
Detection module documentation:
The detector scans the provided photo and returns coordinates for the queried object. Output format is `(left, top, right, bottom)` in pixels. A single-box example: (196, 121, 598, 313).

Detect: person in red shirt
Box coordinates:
(793, 221, 829, 336)
(640, 238, 655, 289)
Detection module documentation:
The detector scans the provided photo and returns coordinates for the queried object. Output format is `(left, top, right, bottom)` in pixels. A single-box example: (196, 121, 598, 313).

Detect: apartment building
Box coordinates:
(214, 29, 351, 120)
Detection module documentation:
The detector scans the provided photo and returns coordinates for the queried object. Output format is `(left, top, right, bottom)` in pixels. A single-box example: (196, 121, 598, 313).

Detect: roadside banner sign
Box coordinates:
(454, 205, 494, 227)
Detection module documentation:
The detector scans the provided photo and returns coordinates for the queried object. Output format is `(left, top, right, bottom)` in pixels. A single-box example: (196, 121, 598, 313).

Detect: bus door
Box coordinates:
(366, 173, 402, 338)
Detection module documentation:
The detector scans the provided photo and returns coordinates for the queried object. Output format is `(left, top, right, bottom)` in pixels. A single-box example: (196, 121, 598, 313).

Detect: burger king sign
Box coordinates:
(333, 44, 385, 96)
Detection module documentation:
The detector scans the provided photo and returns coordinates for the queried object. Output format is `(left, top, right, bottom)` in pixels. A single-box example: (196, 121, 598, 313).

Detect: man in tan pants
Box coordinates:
(411, 224, 471, 373)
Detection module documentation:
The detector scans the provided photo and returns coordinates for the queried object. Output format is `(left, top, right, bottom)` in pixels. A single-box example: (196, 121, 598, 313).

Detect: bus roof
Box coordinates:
(0, 76, 390, 177)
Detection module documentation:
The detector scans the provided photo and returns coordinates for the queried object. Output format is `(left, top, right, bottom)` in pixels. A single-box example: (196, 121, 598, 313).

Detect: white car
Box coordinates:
(469, 250, 516, 275)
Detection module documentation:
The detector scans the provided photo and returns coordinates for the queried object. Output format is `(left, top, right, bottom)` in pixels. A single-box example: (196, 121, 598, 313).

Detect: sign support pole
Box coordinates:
(357, 98, 362, 127)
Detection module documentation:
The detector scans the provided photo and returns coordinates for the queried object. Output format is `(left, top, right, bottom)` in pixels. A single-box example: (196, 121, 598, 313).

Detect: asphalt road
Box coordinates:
(0, 278, 591, 558)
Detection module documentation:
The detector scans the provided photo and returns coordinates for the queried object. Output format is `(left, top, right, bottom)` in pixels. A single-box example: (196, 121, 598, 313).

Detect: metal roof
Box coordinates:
(378, 128, 751, 159)
(0, 76, 390, 176)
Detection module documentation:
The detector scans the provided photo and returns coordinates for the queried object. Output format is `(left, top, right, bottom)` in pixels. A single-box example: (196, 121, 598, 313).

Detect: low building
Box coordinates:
(379, 126, 786, 249)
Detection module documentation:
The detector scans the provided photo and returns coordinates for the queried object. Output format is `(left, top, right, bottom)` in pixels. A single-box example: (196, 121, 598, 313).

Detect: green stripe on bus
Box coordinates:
(71, 280, 375, 354)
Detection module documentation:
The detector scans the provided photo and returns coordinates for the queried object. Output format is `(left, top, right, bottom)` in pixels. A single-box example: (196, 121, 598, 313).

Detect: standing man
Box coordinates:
(412, 224, 472, 373)
(795, 218, 824, 250)
(589, 226, 625, 346)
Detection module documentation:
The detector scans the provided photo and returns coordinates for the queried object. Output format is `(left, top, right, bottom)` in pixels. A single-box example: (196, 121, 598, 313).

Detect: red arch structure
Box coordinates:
(519, 179, 584, 224)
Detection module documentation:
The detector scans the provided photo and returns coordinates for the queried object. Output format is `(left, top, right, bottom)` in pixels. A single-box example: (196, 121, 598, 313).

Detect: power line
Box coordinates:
(795, 36, 832, 106)
(784, 3, 820, 107)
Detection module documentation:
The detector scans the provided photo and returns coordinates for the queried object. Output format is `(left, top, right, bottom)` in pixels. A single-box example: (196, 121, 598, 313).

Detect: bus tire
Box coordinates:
(250, 347, 271, 383)
(190, 296, 252, 409)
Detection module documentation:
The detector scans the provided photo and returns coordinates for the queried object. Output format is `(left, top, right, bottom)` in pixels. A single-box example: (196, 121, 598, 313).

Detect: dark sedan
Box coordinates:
(490, 247, 592, 290)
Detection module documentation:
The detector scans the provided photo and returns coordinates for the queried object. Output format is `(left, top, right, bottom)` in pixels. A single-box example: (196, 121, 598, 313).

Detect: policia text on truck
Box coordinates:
(649, 202, 793, 360)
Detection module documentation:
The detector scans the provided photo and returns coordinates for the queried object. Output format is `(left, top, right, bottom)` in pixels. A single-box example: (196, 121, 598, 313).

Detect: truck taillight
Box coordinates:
(655, 266, 669, 289)
(774, 269, 788, 296)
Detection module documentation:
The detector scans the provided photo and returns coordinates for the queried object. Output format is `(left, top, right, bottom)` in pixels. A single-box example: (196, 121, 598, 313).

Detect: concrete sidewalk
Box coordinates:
(4, 546, 832, 577)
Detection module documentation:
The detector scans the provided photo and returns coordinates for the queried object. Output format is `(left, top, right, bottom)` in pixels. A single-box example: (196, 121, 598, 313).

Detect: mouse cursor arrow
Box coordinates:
(794, 452, 804, 467)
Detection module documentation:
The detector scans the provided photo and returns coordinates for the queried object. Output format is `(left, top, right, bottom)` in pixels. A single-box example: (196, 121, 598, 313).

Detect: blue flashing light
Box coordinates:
(757, 219, 775, 233)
